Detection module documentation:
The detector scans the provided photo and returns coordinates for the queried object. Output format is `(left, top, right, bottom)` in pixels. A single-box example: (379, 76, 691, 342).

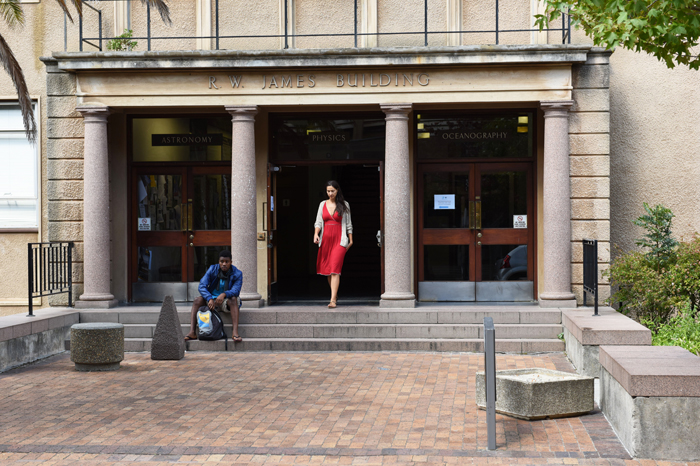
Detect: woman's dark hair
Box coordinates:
(326, 180, 349, 218)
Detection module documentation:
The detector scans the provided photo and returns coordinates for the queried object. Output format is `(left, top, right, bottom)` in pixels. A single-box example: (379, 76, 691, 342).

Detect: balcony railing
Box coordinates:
(68, 0, 571, 53)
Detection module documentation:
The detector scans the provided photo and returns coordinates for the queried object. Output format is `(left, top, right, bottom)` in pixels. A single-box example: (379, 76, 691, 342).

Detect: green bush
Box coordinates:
(642, 302, 700, 355)
(107, 29, 137, 52)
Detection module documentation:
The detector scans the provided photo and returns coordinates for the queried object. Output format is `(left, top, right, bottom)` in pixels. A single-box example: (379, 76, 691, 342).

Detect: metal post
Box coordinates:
(64, 12, 67, 52)
(215, 0, 220, 50)
(354, 0, 358, 48)
(495, 0, 499, 45)
(562, 10, 565, 44)
(147, 2, 152, 51)
(27, 244, 33, 317)
(284, 0, 289, 49)
(592, 240, 599, 316)
(68, 242, 73, 307)
(484, 317, 496, 450)
(568, 9, 571, 44)
(424, 0, 428, 46)
(79, 13, 83, 51)
(98, 10, 103, 51)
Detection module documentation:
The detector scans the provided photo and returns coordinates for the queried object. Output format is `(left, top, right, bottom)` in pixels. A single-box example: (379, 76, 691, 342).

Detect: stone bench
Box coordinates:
(562, 308, 651, 377)
(599, 345, 700, 461)
(70, 323, 125, 371)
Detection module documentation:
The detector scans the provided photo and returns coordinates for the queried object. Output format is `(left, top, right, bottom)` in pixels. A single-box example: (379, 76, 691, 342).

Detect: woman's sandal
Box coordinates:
(233, 335, 243, 342)
(328, 301, 337, 309)
(184, 335, 196, 341)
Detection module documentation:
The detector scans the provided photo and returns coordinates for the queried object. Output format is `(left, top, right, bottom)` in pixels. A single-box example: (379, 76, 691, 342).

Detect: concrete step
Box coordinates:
(123, 337, 564, 353)
(79, 308, 562, 325)
(122, 322, 562, 340)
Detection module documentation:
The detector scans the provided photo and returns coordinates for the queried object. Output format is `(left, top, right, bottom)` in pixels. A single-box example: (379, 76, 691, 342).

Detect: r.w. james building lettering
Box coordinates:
(207, 72, 430, 90)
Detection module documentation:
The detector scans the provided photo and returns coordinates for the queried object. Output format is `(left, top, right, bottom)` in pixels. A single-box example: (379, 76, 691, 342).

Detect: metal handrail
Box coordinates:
(27, 242, 74, 317)
(76, 0, 571, 52)
(582, 239, 599, 316)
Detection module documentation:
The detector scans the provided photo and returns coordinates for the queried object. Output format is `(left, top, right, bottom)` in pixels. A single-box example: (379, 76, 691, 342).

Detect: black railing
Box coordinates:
(76, 0, 571, 52)
(28, 242, 74, 317)
(582, 239, 599, 316)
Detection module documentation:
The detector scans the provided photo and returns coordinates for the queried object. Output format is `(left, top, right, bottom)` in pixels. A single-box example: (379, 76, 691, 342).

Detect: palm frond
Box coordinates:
(52, 0, 75, 23)
(0, 32, 36, 143)
(0, 0, 24, 27)
(140, 0, 172, 26)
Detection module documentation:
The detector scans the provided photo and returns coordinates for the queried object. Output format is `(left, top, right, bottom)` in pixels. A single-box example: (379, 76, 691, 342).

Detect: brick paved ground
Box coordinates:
(0, 352, 697, 466)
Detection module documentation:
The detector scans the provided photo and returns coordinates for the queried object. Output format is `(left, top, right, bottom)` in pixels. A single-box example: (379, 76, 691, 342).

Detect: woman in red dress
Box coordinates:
(313, 181, 353, 308)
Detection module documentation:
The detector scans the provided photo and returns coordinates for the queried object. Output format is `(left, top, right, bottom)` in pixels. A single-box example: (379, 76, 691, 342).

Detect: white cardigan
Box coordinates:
(314, 201, 353, 248)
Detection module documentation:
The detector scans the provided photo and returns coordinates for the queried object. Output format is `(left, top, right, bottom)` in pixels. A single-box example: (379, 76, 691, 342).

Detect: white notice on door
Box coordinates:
(434, 194, 455, 210)
(513, 215, 527, 229)
(138, 217, 151, 231)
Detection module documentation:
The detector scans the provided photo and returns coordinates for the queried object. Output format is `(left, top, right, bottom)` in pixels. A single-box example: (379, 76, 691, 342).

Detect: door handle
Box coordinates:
(475, 201, 482, 230)
(376, 230, 382, 248)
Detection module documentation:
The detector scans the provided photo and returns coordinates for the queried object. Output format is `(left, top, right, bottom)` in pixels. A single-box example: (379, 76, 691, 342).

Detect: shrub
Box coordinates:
(642, 302, 700, 355)
(107, 29, 137, 52)
(666, 235, 700, 315)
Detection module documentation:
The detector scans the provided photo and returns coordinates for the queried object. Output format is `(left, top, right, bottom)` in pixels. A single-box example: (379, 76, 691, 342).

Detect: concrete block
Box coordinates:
(571, 220, 610, 242)
(47, 180, 83, 201)
(0, 326, 13, 342)
(521, 339, 565, 352)
(47, 315, 65, 330)
(564, 327, 601, 377)
(570, 177, 610, 198)
(600, 366, 700, 461)
(48, 201, 83, 221)
(239, 324, 313, 338)
(569, 112, 609, 133)
(572, 64, 610, 88)
(572, 240, 610, 262)
(570, 155, 610, 177)
(582, 49, 612, 65)
(395, 325, 479, 339)
(572, 263, 609, 285)
(274, 311, 317, 324)
(47, 96, 81, 118)
(317, 311, 363, 324)
(47, 159, 84, 180)
(437, 311, 519, 324)
(78, 311, 120, 323)
(31, 318, 49, 334)
(571, 199, 610, 220)
(47, 117, 84, 139)
(238, 311, 276, 324)
(484, 324, 562, 339)
(476, 368, 594, 420)
(47, 72, 77, 96)
(358, 311, 436, 324)
(47, 222, 83, 242)
(572, 89, 609, 112)
(12, 322, 31, 339)
(519, 310, 561, 324)
(570, 134, 609, 155)
(47, 138, 83, 159)
(151, 296, 185, 360)
(70, 323, 124, 371)
(313, 324, 396, 339)
(0, 326, 71, 373)
(124, 325, 153, 338)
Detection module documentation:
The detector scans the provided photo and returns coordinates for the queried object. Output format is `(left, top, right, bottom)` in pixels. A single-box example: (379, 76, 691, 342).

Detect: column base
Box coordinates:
(539, 292, 577, 309)
(240, 293, 264, 309)
(380, 292, 416, 308)
(75, 299, 119, 309)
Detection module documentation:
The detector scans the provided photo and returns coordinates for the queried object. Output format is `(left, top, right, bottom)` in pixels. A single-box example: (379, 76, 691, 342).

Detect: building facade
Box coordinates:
(1, 0, 698, 315)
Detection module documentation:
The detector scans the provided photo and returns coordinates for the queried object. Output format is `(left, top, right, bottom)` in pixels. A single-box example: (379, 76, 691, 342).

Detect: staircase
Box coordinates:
(76, 304, 564, 353)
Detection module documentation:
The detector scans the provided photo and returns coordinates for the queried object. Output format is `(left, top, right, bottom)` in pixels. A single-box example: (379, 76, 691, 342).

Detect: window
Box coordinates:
(0, 103, 38, 229)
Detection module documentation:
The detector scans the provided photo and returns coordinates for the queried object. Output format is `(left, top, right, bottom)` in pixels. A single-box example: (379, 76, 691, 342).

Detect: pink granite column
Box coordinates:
(76, 106, 117, 308)
(539, 100, 577, 308)
(380, 104, 415, 308)
(226, 105, 263, 307)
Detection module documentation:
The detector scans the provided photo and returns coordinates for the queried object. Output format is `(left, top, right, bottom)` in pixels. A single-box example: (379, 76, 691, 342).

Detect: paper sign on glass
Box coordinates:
(513, 215, 527, 229)
(434, 194, 455, 210)
(138, 217, 151, 231)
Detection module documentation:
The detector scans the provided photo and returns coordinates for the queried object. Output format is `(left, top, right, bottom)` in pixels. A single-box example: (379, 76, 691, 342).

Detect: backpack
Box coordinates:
(197, 306, 228, 350)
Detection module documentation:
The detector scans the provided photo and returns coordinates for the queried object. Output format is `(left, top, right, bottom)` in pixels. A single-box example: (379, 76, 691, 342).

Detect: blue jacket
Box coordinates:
(198, 264, 243, 301)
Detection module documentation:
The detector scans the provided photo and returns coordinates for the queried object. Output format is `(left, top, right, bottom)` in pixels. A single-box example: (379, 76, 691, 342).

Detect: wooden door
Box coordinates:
(266, 164, 279, 304)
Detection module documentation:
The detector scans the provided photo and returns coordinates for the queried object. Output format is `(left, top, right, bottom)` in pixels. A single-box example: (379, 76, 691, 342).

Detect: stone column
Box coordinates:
(380, 104, 415, 308)
(76, 106, 117, 308)
(539, 100, 577, 308)
(225, 105, 263, 308)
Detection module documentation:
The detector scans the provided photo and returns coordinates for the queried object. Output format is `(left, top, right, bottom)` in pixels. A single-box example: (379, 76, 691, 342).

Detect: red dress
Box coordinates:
(317, 203, 347, 275)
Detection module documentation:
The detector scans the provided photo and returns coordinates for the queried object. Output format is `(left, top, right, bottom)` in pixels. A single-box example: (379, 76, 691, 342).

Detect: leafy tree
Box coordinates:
(633, 202, 679, 271)
(0, 0, 172, 142)
(534, 0, 700, 70)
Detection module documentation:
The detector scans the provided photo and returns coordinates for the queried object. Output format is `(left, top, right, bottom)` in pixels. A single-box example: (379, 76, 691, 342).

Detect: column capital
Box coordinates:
(225, 105, 258, 121)
(76, 105, 111, 122)
(380, 103, 412, 120)
(540, 100, 574, 118)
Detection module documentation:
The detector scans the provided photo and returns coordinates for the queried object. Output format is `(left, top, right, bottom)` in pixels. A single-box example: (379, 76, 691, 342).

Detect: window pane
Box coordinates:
(424, 245, 469, 281)
(193, 246, 231, 281)
(0, 120, 38, 228)
(416, 113, 533, 159)
(423, 171, 469, 228)
(137, 246, 182, 282)
(0, 199, 37, 228)
(0, 105, 25, 131)
(193, 174, 231, 230)
(480, 171, 527, 228)
(136, 174, 183, 231)
(482, 244, 527, 281)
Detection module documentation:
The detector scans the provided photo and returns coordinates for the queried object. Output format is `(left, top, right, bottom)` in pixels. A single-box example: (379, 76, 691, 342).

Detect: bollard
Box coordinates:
(484, 317, 496, 450)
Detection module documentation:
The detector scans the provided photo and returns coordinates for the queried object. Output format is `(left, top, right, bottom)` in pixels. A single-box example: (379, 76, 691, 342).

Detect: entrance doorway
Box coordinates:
(417, 162, 534, 301)
(267, 164, 382, 303)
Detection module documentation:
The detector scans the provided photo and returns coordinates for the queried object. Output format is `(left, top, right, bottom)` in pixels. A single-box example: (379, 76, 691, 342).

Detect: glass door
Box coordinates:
(417, 162, 534, 302)
(131, 167, 232, 302)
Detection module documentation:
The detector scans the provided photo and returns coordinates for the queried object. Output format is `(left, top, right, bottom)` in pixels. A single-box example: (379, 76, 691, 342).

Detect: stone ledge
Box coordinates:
(599, 345, 700, 397)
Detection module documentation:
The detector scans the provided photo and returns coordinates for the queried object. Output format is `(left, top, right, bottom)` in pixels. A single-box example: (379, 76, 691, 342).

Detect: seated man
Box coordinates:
(184, 250, 243, 342)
